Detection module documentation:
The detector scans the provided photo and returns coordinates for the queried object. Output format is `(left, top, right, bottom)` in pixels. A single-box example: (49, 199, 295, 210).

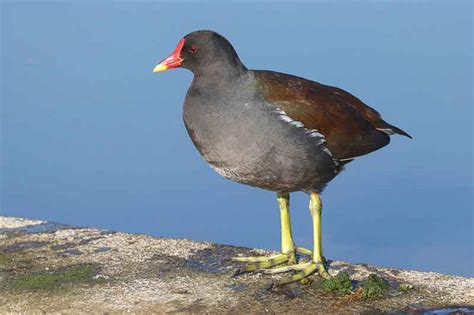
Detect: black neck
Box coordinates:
(193, 57, 248, 84)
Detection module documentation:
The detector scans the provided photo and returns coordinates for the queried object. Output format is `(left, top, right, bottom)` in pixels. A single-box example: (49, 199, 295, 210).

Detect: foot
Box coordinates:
(231, 252, 294, 276)
(271, 261, 331, 287)
(231, 247, 313, 276)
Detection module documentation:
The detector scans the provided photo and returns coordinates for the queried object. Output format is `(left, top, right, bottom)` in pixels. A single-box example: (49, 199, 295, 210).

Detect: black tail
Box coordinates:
(377, 120, 412, 139)
(389, 124, 412, 139)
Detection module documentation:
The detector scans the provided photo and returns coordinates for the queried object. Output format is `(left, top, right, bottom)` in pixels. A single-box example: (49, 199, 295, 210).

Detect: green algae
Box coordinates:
(8, 265, 96, 291)
(0, 252, 12, 269)
(399, 283, 414, 292)
(320, 271, 353, 294)
(361, 274, 390, 299)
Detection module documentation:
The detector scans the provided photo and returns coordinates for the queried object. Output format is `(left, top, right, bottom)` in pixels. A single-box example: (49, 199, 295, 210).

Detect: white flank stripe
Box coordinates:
(275, 108, 339, 165)
(377, 128, 395, 135)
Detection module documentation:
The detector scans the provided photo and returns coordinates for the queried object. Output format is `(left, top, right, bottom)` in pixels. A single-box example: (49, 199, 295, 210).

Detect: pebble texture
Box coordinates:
(0, 216, 472, 314)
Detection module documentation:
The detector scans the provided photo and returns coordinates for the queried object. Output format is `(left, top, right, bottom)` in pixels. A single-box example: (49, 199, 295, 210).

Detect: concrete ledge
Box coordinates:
(0, 216, 472, 313)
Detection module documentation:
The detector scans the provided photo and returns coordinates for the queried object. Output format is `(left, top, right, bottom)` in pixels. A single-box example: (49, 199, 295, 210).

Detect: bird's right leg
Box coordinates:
(278, 192, 314, 262)
(231, 193, 312, 275)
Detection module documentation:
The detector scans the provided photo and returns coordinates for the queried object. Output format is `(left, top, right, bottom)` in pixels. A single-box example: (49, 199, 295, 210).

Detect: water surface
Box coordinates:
(2, 1, 472, 277)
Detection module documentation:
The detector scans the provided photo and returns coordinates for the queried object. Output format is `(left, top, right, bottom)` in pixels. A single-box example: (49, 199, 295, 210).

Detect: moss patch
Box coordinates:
(8, 265, 96, 291)
(361, 274, 390, 299)
(399, 283, 414, 292)
(320, 272, 353, 294)
(0, 252, 12, 269)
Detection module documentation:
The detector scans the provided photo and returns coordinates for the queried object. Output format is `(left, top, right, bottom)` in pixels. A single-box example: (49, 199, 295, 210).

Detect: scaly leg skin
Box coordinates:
(232, 193, 312, 276)
(272, 192, 331, 287)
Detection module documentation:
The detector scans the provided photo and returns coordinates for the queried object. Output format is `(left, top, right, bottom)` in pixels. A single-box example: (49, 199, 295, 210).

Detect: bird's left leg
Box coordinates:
(232, 193, 311, 275)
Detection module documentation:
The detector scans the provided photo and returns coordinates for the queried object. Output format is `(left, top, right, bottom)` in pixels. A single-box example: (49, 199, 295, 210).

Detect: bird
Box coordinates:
(153, 30, 411, 286)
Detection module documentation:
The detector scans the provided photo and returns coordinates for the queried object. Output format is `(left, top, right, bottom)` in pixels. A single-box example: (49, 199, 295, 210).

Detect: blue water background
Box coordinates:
(2, 1, 472, 276)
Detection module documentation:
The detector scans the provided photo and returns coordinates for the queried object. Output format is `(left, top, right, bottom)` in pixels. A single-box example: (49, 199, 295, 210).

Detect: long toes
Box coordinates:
(272, 261, 331, 287)
(318, 263, 331, 279)
(275, 263, 318, 286)
(295, 247, 313, 256)
(262, 261, 312, 274)
(230, 253, 291, 277)
(231, 253, 283, 263)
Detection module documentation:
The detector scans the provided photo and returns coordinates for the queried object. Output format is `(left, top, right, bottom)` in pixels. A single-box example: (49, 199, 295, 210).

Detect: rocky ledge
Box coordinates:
(0, 216, 472, 314)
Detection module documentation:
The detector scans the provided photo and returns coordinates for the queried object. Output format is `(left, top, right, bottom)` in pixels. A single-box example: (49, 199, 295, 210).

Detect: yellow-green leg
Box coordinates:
(274, 192, 331, 286)
(232, 193, 311, 275)
(278, 192, 296, 263)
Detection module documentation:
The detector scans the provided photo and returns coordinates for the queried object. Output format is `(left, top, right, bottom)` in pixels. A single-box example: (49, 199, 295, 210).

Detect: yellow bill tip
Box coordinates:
(153, 64, 168, 73)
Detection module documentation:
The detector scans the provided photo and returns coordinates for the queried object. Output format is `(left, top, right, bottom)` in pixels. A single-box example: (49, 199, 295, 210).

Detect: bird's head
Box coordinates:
(153, 30, 244, 75)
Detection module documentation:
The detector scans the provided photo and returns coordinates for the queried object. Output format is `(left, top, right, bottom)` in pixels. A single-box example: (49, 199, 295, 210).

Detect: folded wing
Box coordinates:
(254, 70, 410, 161)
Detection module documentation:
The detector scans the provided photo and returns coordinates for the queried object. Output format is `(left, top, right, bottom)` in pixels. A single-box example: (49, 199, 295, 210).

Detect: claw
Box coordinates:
(231, 267, 244, 278)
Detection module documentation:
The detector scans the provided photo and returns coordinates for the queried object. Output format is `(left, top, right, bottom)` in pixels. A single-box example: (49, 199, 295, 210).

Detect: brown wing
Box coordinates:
(254, 70, 408, 160)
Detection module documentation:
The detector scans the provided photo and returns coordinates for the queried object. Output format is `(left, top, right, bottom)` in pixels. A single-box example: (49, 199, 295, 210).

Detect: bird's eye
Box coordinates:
(188, 45, 198, 54)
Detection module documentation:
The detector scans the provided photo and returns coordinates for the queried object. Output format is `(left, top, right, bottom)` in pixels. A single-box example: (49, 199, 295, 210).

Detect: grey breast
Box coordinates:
(182, 76, 338, 193)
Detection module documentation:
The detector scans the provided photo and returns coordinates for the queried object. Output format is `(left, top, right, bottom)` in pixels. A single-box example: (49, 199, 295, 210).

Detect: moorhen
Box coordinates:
(153, 30, 411, 285)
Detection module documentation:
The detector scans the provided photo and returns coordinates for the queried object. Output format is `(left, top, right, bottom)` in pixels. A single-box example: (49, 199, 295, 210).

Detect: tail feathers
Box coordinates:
(376, 121, 412, 139)
(389, 125, 412, 139)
